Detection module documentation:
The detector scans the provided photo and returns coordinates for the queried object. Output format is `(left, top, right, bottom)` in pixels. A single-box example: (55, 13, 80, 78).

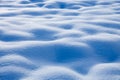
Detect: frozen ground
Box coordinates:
(0, 0, 120, 80)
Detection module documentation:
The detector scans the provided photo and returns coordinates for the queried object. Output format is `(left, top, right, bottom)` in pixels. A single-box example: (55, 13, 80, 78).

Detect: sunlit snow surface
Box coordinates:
(0, 0, 120, 80)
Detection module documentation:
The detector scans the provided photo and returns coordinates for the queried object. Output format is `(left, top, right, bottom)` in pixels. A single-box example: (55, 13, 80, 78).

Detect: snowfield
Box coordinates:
(0, 0, 120, 80)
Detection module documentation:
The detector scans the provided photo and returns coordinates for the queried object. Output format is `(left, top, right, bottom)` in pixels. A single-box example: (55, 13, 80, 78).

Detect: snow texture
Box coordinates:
(0, 0, 120, 80)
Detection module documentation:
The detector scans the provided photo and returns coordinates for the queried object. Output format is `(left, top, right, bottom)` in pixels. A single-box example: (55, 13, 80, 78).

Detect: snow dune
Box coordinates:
(0, 0, 120, 80)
